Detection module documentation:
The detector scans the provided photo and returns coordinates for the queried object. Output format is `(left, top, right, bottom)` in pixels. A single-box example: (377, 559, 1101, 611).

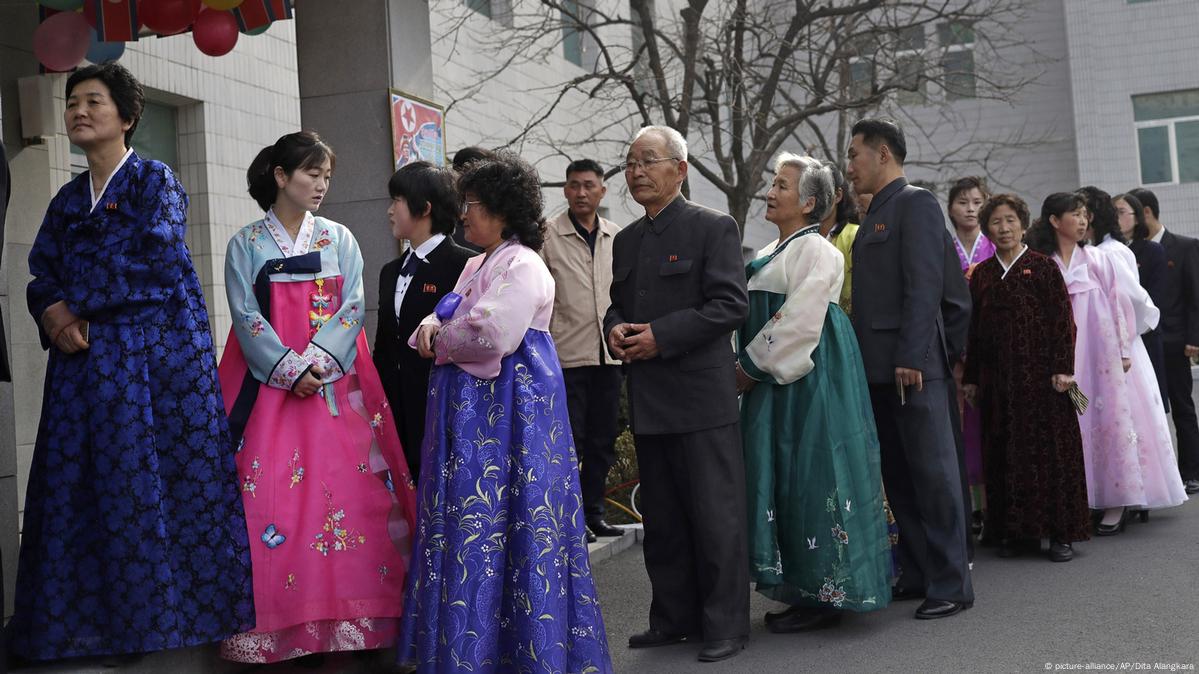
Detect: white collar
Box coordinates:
(264, 208, 317, 257)
(90, 147, 134, 213)
(1151, 226, 1166, 244)
(998, 245, 1028, 279)
(953, 229, 984, 263)
(410, 233, 446, 262)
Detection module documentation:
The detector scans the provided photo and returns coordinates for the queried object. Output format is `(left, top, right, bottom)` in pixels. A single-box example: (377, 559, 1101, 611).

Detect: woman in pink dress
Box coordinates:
(1027, 192, 1146, 534)
(947, 177, 995, 531)
(216, 132, 417, 663)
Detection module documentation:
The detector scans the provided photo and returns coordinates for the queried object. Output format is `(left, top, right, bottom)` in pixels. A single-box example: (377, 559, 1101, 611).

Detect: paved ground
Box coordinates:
(594, 498, 1199, 673)
(13, 501, 1198, 673)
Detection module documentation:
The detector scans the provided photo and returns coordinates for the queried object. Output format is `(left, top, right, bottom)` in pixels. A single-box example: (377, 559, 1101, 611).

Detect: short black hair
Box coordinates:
(388, 161, 460, 236)
(452, 146, 494, 173)
(1114, 193, 1151, 241)
(948, 176, 989, 206)
(247, 131, 336, 212)
(851, 118, 907, 164)
(66, 62, 144, 148)
(458, 150, 547, 252)
(1028, 192, 1088, 255)
(1127, 187, 1160, 220)
(566, 158, 604, 181)
(1078, 185, 1124, 245)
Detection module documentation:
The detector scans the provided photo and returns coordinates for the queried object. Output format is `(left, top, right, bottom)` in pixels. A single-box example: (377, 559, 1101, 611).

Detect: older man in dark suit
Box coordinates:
(1130, 187, 1199, 495)
(848, 118, 974, 619)
(604, 126, 750, 663)
(374, 161, 476, 479)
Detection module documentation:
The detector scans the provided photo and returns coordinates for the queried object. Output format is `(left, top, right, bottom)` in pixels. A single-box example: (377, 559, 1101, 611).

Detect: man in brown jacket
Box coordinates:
(540, 159, 624, 541)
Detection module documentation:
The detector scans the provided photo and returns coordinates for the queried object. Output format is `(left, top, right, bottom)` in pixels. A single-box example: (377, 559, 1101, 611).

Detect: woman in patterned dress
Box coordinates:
(10, 62, 253, 663)
(737, 154, 891, 633)
(398, 151, 612, 672)
(217, 132, 416, 663)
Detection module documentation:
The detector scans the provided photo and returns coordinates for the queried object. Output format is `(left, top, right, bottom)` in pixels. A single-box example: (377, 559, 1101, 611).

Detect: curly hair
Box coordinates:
(1078, 185, 1123, 245)
(66, 62, 144, 148)
(979, 193, 1030, 234)
(458, 150, 547, 251)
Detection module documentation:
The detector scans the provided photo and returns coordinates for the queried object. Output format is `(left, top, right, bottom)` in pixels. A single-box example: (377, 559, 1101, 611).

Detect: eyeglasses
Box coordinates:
(461, 200, 481, 215)
(618, 157, 681, 173)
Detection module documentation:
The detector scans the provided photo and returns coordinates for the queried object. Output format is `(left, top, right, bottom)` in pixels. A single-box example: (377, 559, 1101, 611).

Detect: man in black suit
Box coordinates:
(847, 118, 974, 619)
(374, 161, 476, 479)
(1130, 187, 1199, 495)
(604, 126, 750, 663)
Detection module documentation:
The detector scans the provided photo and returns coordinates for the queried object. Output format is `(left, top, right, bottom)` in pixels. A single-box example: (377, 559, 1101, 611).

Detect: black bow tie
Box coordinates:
(399, 252, 421, 278)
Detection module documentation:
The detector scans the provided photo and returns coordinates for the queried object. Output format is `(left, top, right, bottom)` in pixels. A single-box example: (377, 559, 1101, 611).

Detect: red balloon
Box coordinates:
(192, 7, 238, 56)
(140, 0, 201, 35)
(33, 11, 91, 72)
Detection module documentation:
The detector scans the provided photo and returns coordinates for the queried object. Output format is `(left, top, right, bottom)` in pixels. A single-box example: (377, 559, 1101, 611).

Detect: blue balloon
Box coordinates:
(85, 28, 125, 64)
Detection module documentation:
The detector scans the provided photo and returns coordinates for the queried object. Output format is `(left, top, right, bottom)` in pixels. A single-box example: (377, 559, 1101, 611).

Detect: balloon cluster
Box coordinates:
(33, 0, 259, 72)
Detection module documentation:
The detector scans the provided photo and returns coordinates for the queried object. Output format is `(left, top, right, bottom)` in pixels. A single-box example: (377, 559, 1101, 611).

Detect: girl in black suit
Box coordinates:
(373, 161, 476, 478)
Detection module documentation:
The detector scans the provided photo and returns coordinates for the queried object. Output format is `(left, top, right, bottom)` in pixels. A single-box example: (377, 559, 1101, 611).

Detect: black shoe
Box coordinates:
(1096, 509, 1130, 536)
(628, 628, 690, 649)
(764, 604, 806, 625)
(584, 526, 597, 543)
(1048, 540, 1073, 562)
(1184, 479, 1199, 494)
(914, 599, 971, 620)
(587, 518, 624, 537)
(697, 637, 746, 662)
(891, 586, 925, 601)
(767, 608, 842, 633)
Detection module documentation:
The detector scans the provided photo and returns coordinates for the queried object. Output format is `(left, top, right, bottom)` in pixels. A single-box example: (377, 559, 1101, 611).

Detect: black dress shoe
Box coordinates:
(891, 586, 925, 601)
(767, 608, 842, 633)
(697, 636, 746, 662)
(584, 526, 597, 543)
(628, 628, 690, 649)
(1048, 540, 1073, 562)
(1185, 479, 1199, 495)
(587, 518, 625, 537)
(915, 599, 971, 619)
(764, 604, 806, 625)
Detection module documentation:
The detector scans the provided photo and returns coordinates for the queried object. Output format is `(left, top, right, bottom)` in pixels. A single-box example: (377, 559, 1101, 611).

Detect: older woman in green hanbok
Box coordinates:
(735, 154, 892, 633)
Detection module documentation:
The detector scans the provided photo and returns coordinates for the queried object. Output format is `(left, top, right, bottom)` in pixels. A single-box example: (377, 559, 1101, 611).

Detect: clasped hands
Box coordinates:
(292, 364, 326, 398)
(42, 301, 89, 354)
(607, 323, 659, 363)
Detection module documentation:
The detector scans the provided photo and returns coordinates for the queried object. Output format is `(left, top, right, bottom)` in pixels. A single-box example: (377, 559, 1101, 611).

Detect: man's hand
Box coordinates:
(54, 320, 89, 354)
(1051, 374, 1074, 393)
(621, 323, 659, 362)
(1186, 344, 1199, 359)
(42, 300, 78, 345)
(895, 366, 923, 392)
(293, 365, 324, 398)
(961, 383, 978, 407)
(607, 323, 632, 361)
(416, 323, 441, 359)
(735, 362, 757, 394)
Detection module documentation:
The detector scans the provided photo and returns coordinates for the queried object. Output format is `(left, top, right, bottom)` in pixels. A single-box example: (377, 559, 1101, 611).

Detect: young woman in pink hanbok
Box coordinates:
(1028, 193, 1156, 535)
(216, 132, 416, 663)
(1081, 187, 1187, 529)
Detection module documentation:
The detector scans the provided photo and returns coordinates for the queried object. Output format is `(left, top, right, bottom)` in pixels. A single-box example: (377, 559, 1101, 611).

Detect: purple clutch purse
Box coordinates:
(434, 292, 463, 321)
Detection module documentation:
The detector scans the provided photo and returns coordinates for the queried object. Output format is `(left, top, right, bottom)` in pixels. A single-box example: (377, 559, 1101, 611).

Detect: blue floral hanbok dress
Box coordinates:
(8, 150, 254, 660)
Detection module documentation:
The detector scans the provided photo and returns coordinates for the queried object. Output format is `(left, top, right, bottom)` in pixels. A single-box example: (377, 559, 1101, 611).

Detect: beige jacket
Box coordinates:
(540, 210, 622, 368)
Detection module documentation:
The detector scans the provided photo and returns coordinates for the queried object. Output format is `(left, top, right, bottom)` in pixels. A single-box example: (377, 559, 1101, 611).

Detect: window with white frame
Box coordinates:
(70, 99, 178, 177)
(1133, 89, 1199, 185)
(937, 20, 976, 101)
(847, 57, 874, 101)
(562, 0, 586, 67)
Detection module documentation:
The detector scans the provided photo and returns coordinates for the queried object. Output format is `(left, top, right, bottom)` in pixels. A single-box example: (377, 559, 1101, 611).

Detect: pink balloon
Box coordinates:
(33, 11, 90, 72)
(192, 7, 238, 56)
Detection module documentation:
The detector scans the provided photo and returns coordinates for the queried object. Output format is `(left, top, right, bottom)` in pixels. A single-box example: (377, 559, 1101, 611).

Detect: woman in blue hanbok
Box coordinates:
(399, 151, 612, 673)
(8, 63, 253, 662)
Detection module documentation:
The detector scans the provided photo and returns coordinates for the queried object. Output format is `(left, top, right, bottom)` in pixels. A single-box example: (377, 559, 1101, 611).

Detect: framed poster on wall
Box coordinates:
(389, 89, 446, 169)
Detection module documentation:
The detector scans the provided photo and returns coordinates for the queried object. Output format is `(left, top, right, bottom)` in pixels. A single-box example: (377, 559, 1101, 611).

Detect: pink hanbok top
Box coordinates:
(410, 241, 555, 380)
(953, 230, 996, 276)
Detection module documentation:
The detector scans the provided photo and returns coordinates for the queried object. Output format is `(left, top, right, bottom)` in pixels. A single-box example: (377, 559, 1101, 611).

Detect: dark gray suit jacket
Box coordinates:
(852, 177, 964, 384)
(603, 196, 748, 435)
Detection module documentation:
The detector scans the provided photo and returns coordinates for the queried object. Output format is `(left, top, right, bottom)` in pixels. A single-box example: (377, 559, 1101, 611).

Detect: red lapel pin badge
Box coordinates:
(106, 202, 118, 211)
(1022, 269, 1032, 276)
(875, 223, 886, 232)
(423, 283, 437, 293)
(668, 255, 678, 262)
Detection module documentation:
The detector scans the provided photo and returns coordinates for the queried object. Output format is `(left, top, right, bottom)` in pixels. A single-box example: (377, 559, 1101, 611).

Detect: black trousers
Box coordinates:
(563, 366, 623, 520)
(1164, 342, 1199, 480)
(635, 423, 750, 641)
(871, 379, 974, 604)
